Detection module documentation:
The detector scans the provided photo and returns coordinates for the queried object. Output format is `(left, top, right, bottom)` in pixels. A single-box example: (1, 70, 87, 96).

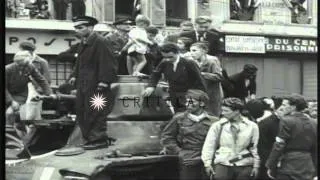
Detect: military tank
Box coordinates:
(5, 75, 180, 180)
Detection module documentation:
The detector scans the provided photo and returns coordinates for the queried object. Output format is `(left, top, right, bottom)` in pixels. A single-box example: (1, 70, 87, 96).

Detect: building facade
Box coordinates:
(5, 0, 317, 99)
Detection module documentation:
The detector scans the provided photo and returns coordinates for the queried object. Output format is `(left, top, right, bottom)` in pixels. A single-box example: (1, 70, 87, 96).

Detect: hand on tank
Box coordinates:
(142, 87, 155, 97)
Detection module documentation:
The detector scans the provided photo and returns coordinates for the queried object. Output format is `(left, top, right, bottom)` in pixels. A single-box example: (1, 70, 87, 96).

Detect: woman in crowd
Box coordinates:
(189, 42, 223, 117)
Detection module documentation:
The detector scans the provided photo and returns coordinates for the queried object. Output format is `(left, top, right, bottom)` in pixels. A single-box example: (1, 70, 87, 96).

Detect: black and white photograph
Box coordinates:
(4, 0, 317, 180)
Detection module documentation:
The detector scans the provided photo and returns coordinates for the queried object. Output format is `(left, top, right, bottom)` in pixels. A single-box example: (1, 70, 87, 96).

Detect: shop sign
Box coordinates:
(265, 37, 318, 53)
(6, 30, 80, 55)
(225, 35, 266, 53)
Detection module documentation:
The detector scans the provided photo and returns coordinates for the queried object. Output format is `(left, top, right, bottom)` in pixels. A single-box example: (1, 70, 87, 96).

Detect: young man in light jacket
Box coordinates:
(201, 97, 260, 180)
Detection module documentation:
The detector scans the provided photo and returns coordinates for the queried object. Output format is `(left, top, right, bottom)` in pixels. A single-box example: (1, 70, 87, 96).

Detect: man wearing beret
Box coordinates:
(202, 97, 260, 180)
(266, 94, 317, 180)
(69, 16, 117, 150)
(223, 64, 258, 103)
(178, 16, 222, 56)
(161, 89, 219, 180)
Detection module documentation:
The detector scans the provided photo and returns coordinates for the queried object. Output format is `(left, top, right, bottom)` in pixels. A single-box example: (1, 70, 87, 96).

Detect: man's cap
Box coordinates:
(222, 97, 244, 110)
(13, 51, 31, 61)
(72, 16, 98, 27)
(186, 89, 209, 102)
(19, 41, 36, 52)
(243, 64, 258, 74)
(195, 16, 212, 24)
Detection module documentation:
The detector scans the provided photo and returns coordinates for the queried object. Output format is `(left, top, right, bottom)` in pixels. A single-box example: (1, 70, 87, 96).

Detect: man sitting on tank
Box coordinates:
(160, 89, 219, 180)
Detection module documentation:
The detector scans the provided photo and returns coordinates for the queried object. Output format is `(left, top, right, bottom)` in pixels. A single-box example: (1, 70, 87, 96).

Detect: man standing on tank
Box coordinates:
(69, 16, 117, 150)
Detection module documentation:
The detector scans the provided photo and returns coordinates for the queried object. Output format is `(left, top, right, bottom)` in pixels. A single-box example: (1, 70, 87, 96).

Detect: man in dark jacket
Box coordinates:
(69, 16, 117, 150)
(178, 16, 222, 56)
(257, 98, 283, 180)
(161, 89, 218, 180)
(142, 43, 207, 113)
(224, 64, 258, 102)
(266, 94, 317, 180)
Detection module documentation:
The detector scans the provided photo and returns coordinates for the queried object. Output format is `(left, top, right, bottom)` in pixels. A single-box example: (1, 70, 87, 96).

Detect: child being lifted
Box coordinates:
(120, 15, 153, 75)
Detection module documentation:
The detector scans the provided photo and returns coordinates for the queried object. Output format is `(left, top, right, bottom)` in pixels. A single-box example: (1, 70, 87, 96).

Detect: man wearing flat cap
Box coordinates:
(161, 89, 219, 180)
(178, 16, 223, 56)
(224, 64, 258, 102)
(266, 94, 317, 180)
(69, 16, 117, 150)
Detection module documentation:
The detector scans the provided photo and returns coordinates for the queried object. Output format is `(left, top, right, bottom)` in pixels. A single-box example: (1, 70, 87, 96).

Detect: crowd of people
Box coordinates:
(5, 14, 318, 180)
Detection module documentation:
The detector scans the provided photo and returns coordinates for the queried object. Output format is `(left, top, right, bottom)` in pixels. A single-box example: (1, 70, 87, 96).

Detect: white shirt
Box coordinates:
(201, 116, 260, 168)
(172, 55, 180, 72)
(128, 27, 150, 54)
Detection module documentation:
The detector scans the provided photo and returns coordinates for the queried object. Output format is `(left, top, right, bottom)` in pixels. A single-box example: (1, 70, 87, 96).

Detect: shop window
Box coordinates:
(49, 60, 73, 86)
(115, 0, 138, 21)
(6, 0, 51, 19)
(290, 0, 311, 24)
(166, 0, 188, 26)
(230, 0, 257, 21)
(5, 0, 86, 20)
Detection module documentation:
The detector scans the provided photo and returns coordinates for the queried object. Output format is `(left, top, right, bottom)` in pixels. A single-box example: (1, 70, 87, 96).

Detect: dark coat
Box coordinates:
(266, 112, 317, 180)
(74, 32, 117, 92)
(141, 43, 163, 75)
(148, 57, 207, 94)
(257, 113, 281, 180)
(148, 57, 207, 112)
(226, 72, 256, 101)
(72, 32, 117, 142)
(179, 29, 222, 56)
